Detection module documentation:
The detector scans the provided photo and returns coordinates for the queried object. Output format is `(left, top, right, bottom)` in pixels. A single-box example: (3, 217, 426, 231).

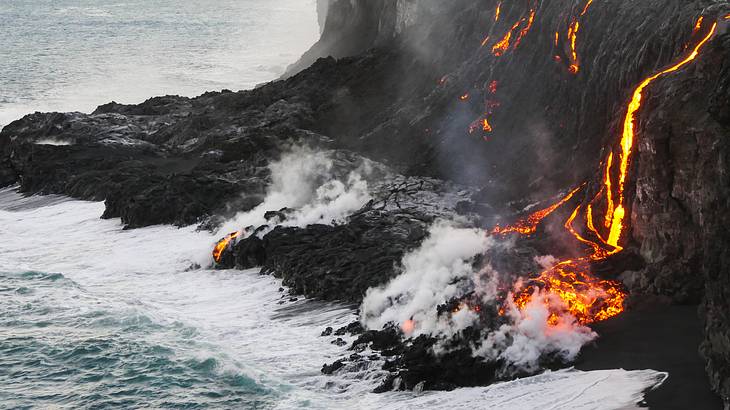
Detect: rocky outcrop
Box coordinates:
(217, 177, 475, 302)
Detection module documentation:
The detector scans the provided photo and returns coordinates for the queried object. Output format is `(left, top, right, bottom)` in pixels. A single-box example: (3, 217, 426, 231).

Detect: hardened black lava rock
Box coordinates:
(227, 208, 432, 303)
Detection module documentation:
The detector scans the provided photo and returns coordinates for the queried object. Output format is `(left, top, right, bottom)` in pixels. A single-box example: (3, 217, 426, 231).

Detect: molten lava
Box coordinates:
(603, 20, 717, 248)
(496, 17, 718, 325)
(495, 1, 501, 22)
(492, 185, 583, 235)
(563, 0, 594, 74)
(491, 5, 537, 57)
(212, 231, 242, 263)
(694, 16, 705, 33)
(489, 80, 499, 94)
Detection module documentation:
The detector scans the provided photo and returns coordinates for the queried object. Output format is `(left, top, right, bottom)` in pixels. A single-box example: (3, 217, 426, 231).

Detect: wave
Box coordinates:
(0, 188, 666, 408)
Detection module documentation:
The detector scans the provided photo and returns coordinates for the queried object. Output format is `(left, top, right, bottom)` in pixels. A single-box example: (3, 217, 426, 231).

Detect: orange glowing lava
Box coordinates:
(604, 20, 717, 248)
(513, 9, 536, 49)
(212, 231, 242, 263)
(460, 93, 470, 101)
(563, 0, 594, 74)
(492, 186, 583, 235)
(469, 117, 494, 135)
(491, 7, 537, 56)
(401, 319, 415, 335)
(495, 2, 502, 22)
(502, 18, 718, 325)
(489, 80, 499, 94)
(694, 16, 704, 33)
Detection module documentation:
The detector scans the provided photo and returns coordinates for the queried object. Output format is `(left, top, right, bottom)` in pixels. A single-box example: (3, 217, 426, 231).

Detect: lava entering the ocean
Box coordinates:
(212, 231, 242, 263)
(493, 17, 719, 325)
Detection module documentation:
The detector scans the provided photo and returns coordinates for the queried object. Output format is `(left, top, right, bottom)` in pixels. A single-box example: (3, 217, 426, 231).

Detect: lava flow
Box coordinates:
(490, 4, 537, 56)
(603, 19, 717, 248)
(212, 231, 242, 263)
(497, 17, 718, 325)
(492, 185, 583, 235)
(564, 0, 594, 74)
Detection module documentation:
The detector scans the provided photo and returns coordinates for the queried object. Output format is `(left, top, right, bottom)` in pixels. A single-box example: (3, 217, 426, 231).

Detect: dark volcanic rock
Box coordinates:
(234, 208, 431, 303)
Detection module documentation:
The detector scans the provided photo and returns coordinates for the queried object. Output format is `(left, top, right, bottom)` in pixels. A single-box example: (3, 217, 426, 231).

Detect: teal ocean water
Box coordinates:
(0, 189, 670, 409)
(0, 0, 320, 129)
(0, 188, 370, 409)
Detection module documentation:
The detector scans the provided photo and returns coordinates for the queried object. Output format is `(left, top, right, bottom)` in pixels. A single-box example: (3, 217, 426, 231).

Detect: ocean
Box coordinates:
(0, 0, 320, 129)
(0, 2, 666, 408)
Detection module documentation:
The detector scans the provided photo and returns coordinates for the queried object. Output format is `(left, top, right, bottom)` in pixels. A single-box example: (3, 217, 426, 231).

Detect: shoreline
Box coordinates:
(577, 302, 722, 409)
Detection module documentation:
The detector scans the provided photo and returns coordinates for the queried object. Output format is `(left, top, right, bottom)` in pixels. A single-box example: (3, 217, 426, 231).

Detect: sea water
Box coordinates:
(0, 190, 667, 409)
(0, 0, 320, 129)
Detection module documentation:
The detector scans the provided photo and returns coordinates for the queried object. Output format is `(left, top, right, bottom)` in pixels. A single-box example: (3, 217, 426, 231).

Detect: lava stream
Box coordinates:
(499, 17, 718, 325)
(490, 4, 537, 56)
(603, 20, 717, 248)
(212, 231, 242, 263)
(564, 0, 594, 74)
(492, 185, 583, 235)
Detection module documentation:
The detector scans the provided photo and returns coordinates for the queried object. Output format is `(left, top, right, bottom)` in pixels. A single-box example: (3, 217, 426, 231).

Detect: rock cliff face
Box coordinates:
(2, 0, 730, 402)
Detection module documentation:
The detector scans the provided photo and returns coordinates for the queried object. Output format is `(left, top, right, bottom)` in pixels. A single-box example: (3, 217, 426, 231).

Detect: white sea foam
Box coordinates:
(216, 146, 373, 237)
(0, 187, 667, 408)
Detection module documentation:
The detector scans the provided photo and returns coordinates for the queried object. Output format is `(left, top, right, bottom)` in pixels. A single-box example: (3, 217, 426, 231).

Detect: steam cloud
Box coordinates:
(360, 221, 597, 374)
(361, 221, 492, 338)
(217, 146, 373, 236)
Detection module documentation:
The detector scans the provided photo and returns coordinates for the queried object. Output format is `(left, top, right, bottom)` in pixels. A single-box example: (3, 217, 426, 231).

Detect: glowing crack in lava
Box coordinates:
(491, 5, 537, 56)
(492, 185, 583, 235)
(603, 19, 717, 248)
(212, 231, 242, 263)
(564, 0, 594, 74)
(498, 18, 718, 324)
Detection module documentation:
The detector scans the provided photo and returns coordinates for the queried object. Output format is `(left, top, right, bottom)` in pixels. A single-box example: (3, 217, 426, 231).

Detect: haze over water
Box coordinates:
(0, 0, 320, 129)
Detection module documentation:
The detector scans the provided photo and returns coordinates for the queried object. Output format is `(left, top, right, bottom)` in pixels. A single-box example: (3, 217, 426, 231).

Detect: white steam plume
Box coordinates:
(361, 221, 492, 338)
(474, 294, 597, 375)
(360, 220, 598, 374)
(216, 146, 372, 236)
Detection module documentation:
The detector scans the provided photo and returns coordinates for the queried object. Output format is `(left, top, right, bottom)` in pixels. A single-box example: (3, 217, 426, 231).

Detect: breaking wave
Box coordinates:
(0, 187, 666, 409)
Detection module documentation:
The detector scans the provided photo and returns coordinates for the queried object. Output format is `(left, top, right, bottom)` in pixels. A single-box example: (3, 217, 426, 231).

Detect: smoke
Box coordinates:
(474, 294, 597, 375)
(217, 146, 372, 236)
(361, 221, 492, 338)
(360, 220, 598, 374)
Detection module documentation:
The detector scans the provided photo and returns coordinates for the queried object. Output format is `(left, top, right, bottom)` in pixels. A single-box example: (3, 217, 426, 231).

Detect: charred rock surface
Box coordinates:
(220, 177, 474, 303)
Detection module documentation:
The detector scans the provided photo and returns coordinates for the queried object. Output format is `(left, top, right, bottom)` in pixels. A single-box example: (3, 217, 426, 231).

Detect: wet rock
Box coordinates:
(321, 360, 345, 374)
(331, 338, 347, 347)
